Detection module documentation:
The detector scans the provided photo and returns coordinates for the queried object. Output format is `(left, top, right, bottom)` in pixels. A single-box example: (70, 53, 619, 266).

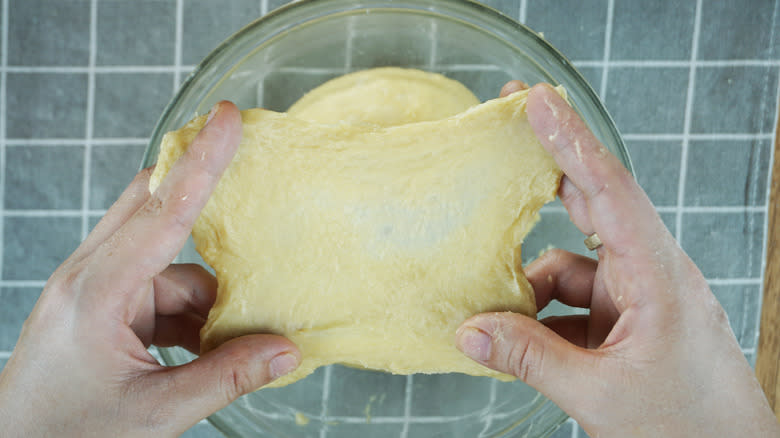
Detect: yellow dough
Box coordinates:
(287, 67, 480, 127)
(150, 87, 564, 388)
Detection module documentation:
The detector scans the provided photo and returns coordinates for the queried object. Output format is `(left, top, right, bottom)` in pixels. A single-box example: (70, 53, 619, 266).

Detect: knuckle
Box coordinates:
(140, 191, 191, 234)
(507, 337, 544, 383)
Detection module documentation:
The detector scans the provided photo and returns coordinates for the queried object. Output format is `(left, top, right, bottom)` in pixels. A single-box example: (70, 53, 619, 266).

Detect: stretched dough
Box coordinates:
(150, 87, 563, 388)
(287, 67, 480, 127)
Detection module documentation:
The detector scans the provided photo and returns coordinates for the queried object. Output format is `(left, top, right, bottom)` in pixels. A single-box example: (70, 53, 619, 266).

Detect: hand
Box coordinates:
(0, 102, 301, 437)
(456, 82, 780, 437)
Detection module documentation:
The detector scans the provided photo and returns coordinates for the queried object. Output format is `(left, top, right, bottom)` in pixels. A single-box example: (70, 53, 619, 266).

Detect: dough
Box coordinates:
(150, 87, 564, 388)
(287, 67, 480, 127)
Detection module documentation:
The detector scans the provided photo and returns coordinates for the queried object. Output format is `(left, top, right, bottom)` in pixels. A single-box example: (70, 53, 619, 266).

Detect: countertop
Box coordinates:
(1, 1, 779, 437)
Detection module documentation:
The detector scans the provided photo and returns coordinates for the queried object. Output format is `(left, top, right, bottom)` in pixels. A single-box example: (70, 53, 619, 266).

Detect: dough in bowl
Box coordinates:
(287, 67, 480, 127)
(150, 86, 564, 388)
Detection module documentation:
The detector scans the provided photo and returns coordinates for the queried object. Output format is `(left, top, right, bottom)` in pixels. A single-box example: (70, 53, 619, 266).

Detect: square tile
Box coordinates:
(262, 71, 340, 112)
(610, 1, 695, 60)
(680, 212, 764, 279)
(7, 73, 88, 139)
(2, 217, 82, 281)
(438, 70, 514, 102)
(626, 140, 682, 207)
(691, 66, 778, 134)
(481, 0, 521, 19)
(97, 0, 176, 65)
(5, 145, 85, 210)
(180, 421, 223, 438)
(0, 288, 41, 350)
(325, 366, 407, 417)
(684, 139, 770, 206)
(89, 145, 145, 209)
(604, 67, 689, 134)
(525, 0, 607, 61)
(0, 358, 7, 374)
(182, 0, 261, 66)
(350, 18, 433, 69)
(8, 0, 90, 66)
(410, 374, 490, 416)
(88, 215, 102, 234)
(547, 419, 574, 438)
(709, 284, 760, 349)
(93, 73, 173, 138)
(698, 0, 776, 60)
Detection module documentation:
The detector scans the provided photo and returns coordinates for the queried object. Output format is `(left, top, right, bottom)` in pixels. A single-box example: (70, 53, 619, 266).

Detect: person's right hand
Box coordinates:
(456, 82, 780, 437)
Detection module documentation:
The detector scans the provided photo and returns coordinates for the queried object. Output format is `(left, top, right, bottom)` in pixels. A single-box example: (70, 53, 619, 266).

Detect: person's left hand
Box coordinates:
(0, 101, 301, 437)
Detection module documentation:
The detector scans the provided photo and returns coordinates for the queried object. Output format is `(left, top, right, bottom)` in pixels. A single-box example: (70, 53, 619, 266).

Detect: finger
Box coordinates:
(153, 264, 217, 318)
(540, 315, 589, 348)
(67, 167, 153, 263)
(527, 83, 665, 256)
(557, 175, 593, 234)
(86, 101, 242, 310)
(525, 248, 597, 310)
(151, 312, 205, 354)
(456, 312, 596, 415)
(499, 80, 529, 97)
(147, 334, 299, 435)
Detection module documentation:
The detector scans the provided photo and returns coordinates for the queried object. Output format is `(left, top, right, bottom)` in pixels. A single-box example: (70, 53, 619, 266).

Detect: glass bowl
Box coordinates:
(142, 1, 632, 437)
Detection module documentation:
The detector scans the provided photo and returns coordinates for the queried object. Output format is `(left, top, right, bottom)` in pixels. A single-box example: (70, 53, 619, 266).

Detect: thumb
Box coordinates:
(148, 334, 300, 434)
(456, 312, 597, 413)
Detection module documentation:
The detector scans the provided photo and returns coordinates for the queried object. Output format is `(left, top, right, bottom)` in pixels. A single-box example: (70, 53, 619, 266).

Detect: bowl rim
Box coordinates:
(147, 1, 631, 436)
(143, 0, 632, 175)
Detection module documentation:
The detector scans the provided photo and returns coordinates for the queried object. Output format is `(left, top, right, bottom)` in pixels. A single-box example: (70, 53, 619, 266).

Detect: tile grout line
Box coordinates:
(81, 0, 98, 241)
(7, 137, 149, 146)
(674, 0, 702, 244)
(399, 374, 414, 438)
(477, 379, 498, 437)
(571, 417, 579, 438)
(318, 365, 332, 438)
(2, 59, 780, 75)
(518, 0, 527, 23)
(261, 0, 268, 15)
(173, 0, 183, 89)
(3, 209, 108, 217)
(0, 351, 11, 359)
(597, 0, 613, 102)
(0, 0, 8, 284)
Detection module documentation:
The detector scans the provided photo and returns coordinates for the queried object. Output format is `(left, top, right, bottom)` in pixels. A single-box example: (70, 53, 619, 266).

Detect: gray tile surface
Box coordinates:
(610, 2, 695, 60)
(698, 0, 778, 60)
(411, 374, 491, 416)
(710, 284, 761, 349)
(326, 366, 407, 417)
(681, 212, 765, 279)
(7, 73, 88, 138)
(0, 288, 40, 350)
(692, 66, 779, 134)
(626, 140, 682, 207)
(5, 145, 85, 210)
(93, 73, 173, 138)
(2, 2, 779, 438)
(89, 144, 145, 209)
(684, 139, 770, 206)
(526, 0, 607, 61)
(3, 217, 81, 281)
(182, 0, 262, 66)
(97, 0, 176, 66)
(605, 67, 690, 134)
(8, 0, 91, 66)
(179, 422, 224, 438)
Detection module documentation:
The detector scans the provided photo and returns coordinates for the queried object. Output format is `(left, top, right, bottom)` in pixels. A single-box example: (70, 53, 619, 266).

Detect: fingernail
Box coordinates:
(205, 102, 220, 125)
(456, 326, 492, 362)
(269, 352, 299, 379)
